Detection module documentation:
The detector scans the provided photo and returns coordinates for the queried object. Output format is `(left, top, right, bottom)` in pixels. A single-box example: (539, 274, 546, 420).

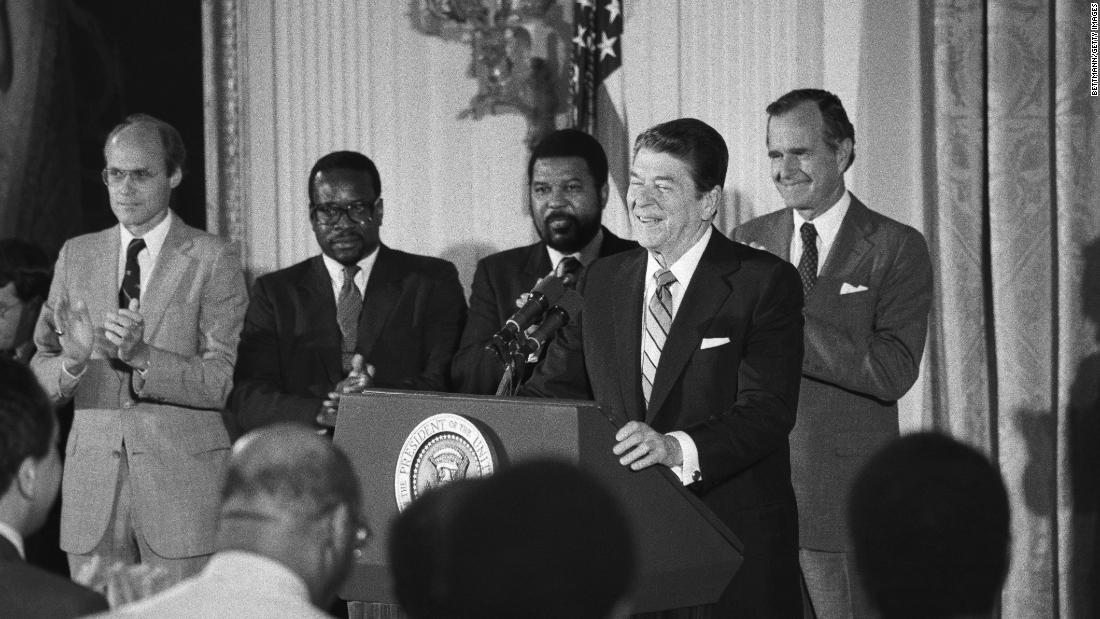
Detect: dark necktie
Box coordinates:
(555, 256, 584, 289)
(119, 238, 146, 308)
(798, 223, 818, 295)
(337, 265, 363, 372)
(642, 268, 677, 409)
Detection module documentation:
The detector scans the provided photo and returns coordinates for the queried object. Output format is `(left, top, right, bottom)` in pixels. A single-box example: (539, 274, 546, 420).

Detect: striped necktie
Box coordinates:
(642, 267, 677, 409)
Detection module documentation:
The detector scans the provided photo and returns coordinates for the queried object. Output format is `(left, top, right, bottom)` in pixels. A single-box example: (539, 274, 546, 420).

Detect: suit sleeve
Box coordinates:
(518, 303, 593, 401)
(133, 241, 248, 409)
(688, 260, 805, 486)
(30, 241, 77, 401)
(390, 260, 467, 392)
(450, 259, 508, 394)
(802, 228, 932, 402)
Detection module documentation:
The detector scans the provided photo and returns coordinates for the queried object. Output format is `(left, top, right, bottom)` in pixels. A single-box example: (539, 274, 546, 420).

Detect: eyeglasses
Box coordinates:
(102, 167, 160, 186)
(310, 199, 378, 225)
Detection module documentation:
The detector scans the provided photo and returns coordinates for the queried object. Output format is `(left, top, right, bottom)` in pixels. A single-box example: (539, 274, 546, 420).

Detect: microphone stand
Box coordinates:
(493, 342, 531, 397)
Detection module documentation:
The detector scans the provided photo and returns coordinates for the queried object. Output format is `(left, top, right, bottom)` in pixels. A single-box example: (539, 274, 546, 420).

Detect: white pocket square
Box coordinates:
(840, 283, 869, 295)
(700, 337, 730, 350)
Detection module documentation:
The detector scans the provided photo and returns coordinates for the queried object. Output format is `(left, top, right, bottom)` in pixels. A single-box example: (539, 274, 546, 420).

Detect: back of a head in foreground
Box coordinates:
(848, 431, 1010, 619)
(0, 357, 55, 501)
(390, 459, 635, 619)
(219, 423, 365, 605)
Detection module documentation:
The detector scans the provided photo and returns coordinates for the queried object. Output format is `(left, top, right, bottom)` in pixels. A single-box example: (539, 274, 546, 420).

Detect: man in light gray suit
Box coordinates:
(735, 89, 933, 619)
(31, 113, 248, 593)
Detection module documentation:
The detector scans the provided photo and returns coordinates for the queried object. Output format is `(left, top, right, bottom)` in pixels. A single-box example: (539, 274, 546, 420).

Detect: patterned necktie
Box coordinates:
(642, 268, 677, 409)
(337, 265, 362, 372)
(119, 238, 146, 308)
(798, 222, 818, 295)
(555, 256, 583, 289)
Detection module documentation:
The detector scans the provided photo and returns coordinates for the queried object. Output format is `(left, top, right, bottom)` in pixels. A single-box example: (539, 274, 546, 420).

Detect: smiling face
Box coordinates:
(767, 101, 851, 220)
(529, 156, 607, 253)
(104, 125, 181, 236)
(627, 148, 718, 266)
(310, 168, 383, 265)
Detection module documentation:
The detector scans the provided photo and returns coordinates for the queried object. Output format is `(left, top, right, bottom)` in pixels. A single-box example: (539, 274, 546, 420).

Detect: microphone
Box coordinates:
(489, 275, 566, 351)
(514, 289, 582, 357)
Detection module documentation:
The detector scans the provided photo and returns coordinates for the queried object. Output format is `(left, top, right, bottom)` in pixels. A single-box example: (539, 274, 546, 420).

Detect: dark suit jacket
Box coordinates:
(451, 227, 638, 394)
(522, 229, 804, 617)
(734, 196, 933, 551)
(0, 534, 108, 617)
(228, 245, 467, 436)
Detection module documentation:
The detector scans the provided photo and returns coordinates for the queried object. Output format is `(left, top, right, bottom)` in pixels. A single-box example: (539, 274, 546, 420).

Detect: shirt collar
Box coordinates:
(0, 520, 25, 559)
(645, 226, 712, 289)
(792, 190, 850, 239)
(546, 228, 605, 272)
(321, 246, 379, 285)
(120, 210, 173, 260)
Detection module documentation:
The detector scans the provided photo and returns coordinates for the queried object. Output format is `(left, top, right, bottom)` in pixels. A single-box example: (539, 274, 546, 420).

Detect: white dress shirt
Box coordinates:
(641, 227, 713, 485)
(0, 520, 25, 558)
(321, 247, 379, 301)
(789, 191, 851, 274)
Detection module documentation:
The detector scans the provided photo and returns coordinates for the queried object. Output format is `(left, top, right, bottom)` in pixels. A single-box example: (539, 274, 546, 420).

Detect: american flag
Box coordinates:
(570, 0, 632, 238)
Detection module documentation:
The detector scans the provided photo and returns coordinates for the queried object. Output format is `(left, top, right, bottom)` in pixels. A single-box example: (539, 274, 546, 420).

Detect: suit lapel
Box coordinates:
(302, 257, 344, 385)
(524, 243, 552, 280)
(761, 211, 794, 262)
(89, 229, 121, 324)
(357, 246, 401, 365)
(646, 231, 738, 423)
(611, 252, 647, 420)
(142, 216, 193, 338)
(818, 197, 874, 287)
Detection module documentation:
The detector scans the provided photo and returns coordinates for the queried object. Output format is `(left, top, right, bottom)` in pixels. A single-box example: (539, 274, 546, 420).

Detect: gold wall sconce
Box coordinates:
(414, 0, 570, 148)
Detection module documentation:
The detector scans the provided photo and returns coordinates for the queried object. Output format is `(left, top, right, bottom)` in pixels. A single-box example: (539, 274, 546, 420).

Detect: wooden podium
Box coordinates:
(334, 389, 742, 614)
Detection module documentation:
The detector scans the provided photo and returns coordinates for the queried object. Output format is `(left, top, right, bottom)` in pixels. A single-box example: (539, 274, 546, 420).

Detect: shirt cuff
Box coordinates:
(666, 430, 701, 486)
(59, 360, 86, 396)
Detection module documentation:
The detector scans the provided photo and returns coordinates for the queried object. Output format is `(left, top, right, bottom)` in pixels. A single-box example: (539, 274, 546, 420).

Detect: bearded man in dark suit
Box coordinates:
(734, 88, 933, 619)
(229, 151, 467, 436)
(523, 119, 805, 617)
(451, 129, 637, 395)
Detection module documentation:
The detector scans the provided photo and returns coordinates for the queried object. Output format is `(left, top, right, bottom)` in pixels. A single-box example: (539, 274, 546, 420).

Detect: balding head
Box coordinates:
(217, 424, 365, 608)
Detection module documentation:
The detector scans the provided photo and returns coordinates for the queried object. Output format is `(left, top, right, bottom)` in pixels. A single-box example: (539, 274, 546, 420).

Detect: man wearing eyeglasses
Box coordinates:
(30, 114, 248, 593)
(97, 423, 367, 618)
(228, 150, 467, 436)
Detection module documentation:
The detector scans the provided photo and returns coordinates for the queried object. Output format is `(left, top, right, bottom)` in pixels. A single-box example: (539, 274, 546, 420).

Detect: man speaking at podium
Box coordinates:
(522, 119, 804, 617)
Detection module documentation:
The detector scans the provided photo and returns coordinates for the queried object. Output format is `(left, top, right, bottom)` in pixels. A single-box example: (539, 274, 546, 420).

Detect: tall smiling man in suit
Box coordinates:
(451, 129, 636, 394)
(735, 89, 933, 619)
(31, 114, 249, 592)
(523, 119, 805, 617)
(229, 151, 467, 434)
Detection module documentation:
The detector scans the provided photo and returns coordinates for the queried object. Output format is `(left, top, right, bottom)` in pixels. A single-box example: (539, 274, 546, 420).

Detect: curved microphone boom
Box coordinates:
(514, 289, 582, 357)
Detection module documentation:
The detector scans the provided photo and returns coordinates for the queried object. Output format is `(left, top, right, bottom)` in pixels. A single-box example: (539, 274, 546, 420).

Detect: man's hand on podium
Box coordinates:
(613, 420, 684, 471)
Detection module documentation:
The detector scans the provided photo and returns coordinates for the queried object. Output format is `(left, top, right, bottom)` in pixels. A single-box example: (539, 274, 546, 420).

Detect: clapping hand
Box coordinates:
(104, 299, 149, 369)
(51, 298, 96, 374)
(317, 354, 376, 428)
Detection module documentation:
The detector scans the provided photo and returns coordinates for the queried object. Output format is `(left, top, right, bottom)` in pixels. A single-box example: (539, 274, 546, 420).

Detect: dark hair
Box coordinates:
(0, 239, 52, 302)
(105, 113, 188, 177)
(0, 358, 56, 496)
(633, 118, 728, 193)
(390, 459, 635, 619)
(308, 151, 382, 201)
(848, 432, 1010, 619)
(766, 88, 856, 171)
(527, 129, 609, 190)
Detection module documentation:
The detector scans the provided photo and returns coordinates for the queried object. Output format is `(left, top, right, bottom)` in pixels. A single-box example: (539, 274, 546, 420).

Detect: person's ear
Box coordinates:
(599, 183, 610, 209)
(835, 138, 853, 173)
(16, 457, 38, 500)
(373, 198, 384, 227)
(701, 185, 722, 221)
(168, 167, 183, 189)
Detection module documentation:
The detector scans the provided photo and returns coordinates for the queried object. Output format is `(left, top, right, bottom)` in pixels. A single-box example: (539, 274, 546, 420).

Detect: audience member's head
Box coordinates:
(0, 358, 61, 537)
(390, 459, 635, 619)
(526, 129, 610, 253)
(848, 431, 1010, 619)
(216, 423, 366, 608)
(307, 150, 384, 266)
(0, 239, 52, 358)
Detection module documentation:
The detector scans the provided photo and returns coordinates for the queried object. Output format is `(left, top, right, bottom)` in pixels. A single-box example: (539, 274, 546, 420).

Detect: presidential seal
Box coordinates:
(394, 413, 495, 510)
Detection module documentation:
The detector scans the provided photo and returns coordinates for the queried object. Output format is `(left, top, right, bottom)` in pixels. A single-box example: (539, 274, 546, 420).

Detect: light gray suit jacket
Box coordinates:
(734, 195, 933, 551)
(31, 213, 248, 558)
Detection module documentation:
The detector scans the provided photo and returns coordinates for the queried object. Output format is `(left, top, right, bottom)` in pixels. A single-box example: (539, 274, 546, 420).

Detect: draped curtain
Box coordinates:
(926, 0, 1099, 616)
